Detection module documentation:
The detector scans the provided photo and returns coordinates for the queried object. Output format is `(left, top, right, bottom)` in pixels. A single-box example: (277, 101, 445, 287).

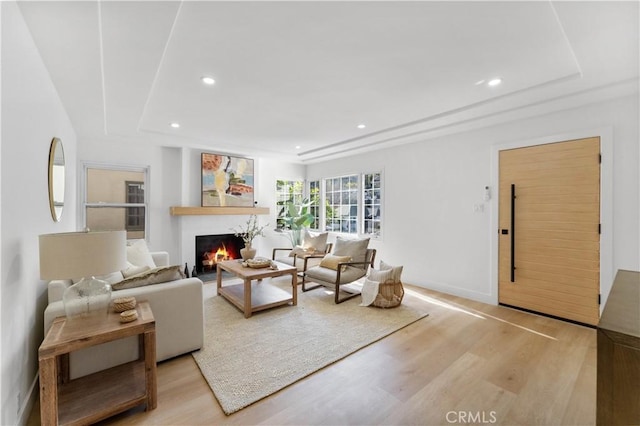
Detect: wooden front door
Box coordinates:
(498, 137, 601, 325)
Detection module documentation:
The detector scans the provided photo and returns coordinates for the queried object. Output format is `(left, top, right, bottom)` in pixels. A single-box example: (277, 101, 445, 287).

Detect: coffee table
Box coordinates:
(216, 259, 297, 318)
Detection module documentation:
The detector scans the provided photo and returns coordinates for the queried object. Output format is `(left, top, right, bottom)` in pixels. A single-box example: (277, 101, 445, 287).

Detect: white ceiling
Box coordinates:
(17, 1, 639, 163)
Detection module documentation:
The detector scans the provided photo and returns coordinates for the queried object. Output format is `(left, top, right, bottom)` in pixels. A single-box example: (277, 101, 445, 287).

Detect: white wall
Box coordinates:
(1, 2, 77, 424)
(307, 95, 639, 307)
(78, 143, 305, 269)
(173, 148, 305, 268)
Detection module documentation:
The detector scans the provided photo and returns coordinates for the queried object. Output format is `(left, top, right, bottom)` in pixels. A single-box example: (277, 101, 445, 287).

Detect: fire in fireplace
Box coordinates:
(195, 233, 244, 276)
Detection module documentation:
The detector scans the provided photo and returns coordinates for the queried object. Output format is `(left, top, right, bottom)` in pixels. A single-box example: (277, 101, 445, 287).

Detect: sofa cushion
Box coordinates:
(126, 239, 156, 269)
(112, 265, 185, 290)
(333, 237, 370, 264)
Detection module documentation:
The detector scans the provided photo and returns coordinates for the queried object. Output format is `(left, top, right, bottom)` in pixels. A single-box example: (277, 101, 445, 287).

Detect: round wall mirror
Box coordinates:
(48, 137, 65, 222)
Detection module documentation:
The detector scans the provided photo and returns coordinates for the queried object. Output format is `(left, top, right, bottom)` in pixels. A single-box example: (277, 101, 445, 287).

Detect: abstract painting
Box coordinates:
(201, 153, 255, 207)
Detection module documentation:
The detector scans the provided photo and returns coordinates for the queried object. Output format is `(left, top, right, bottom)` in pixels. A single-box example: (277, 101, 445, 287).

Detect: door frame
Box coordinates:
(489, 127, 613, 314)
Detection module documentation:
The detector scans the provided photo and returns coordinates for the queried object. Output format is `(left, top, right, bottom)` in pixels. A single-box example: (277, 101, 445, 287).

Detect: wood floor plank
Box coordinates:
(27, 285, 596, 426)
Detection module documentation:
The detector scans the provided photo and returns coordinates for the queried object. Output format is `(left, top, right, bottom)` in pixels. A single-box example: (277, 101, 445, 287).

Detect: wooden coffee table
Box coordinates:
(216, 259, 297, 318)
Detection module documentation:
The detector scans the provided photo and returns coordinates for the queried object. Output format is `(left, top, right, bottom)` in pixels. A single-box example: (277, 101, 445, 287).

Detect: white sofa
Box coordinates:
(44, 251, 204, 379)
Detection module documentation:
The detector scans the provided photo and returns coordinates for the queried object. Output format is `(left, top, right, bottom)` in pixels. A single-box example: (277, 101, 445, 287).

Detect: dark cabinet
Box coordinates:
(597, 270, 640, 425)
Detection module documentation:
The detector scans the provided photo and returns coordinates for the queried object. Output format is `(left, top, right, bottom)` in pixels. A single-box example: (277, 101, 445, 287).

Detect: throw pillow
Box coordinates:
(122, 262, 151, 278)
(368, 268, 394, 284)
(333, 236, 370, 264)
(111, 265, 185, 290)
(288, 246, 309, 258)
(319, 254, 351, 271)
(72, 270, 124, 285)
(126, 239, 156, 269)
(379, 260, 403, 283)
(301, 229, 329, 253)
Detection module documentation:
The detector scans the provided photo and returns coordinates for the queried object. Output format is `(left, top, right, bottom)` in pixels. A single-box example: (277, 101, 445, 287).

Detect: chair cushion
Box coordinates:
(379, 260, 403, 283)
(305, 265, 366, 284)
(319, 254, 351, 271)
(333, 237, 370, 264)
(301, 229, 328, 253)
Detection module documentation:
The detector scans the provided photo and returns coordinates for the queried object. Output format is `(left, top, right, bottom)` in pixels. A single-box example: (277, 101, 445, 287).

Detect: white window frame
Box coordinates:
(81, 162, 150, 240)
(308, 179, 321, 231)
(275, 179, 305, 230)
(318, 170, 383, 240)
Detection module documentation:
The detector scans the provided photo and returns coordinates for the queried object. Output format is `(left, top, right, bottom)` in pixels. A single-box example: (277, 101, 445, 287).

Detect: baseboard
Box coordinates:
(17, 374, 38, 426)
(411, 280, 496, 305)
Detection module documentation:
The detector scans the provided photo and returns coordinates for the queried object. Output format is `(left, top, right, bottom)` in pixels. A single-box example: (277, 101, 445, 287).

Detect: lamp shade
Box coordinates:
(39, 230, 127, 280)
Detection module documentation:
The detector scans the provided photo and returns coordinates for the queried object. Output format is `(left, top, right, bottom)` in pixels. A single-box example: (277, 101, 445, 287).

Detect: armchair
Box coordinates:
(272, 230, 332, 278)
(302, 236, 376, 304)
(272, 243, 332, 275)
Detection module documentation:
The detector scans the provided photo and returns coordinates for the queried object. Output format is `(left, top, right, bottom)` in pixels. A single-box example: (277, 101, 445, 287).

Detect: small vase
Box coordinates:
(240, 244, 256, 261)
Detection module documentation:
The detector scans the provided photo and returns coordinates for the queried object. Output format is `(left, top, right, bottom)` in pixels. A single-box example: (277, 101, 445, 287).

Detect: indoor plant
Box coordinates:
(231, 215, 268, 260)
(276, 197, 316, 247)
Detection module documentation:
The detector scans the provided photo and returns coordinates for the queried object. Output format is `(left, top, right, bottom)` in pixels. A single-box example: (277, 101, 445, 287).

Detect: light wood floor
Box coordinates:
(28, 284, 596, 425)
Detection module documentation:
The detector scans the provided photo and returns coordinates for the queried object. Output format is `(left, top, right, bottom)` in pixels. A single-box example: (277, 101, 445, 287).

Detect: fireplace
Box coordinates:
(195, 233, 244, 278)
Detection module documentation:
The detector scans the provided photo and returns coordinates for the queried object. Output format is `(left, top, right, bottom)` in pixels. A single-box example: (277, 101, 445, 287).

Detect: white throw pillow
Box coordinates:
(122, 262, 151, 278)
(72, 271, 124, 285)
(301, 230, 329, 253)
(379, 260, 403, 283)
(126, 239, 156, 269)
(368, 268, 394, 284)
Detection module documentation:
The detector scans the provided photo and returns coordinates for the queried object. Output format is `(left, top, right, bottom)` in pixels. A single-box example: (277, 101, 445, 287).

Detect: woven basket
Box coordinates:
(112, 297, 137, 313)
(372, 281, 404, 308)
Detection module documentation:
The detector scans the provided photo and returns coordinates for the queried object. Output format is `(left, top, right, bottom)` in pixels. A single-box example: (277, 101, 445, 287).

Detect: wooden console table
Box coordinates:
(597, 270, 640, 425)
(38, 302, 157, 425)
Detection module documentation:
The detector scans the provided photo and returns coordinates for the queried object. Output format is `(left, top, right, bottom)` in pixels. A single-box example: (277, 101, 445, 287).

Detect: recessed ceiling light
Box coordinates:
(487, 78, 502, 87)
(295, 145, 301, 150)
(357, 124, 366, 129)
(170, 122, 180, 128)
(201, 76, 215, 86)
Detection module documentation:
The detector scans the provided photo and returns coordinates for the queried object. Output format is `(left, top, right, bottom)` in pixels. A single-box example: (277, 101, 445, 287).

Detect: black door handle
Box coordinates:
(511, 184, 516, 283)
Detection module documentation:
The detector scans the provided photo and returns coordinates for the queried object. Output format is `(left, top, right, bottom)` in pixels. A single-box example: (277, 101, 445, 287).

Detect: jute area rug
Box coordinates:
(192, 277, 429, 415)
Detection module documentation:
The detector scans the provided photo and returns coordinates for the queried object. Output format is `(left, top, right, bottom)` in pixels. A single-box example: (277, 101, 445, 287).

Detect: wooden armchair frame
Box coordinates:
(302, 249, 377, 304)
(271, 243, 333, 277)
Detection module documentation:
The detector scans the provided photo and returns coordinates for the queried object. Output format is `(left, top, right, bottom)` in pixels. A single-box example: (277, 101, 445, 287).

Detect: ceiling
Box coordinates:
(17, 1, 639, 163)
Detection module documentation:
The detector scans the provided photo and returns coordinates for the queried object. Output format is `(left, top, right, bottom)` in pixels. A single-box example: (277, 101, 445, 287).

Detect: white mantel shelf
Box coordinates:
(170, 206, 270, 216)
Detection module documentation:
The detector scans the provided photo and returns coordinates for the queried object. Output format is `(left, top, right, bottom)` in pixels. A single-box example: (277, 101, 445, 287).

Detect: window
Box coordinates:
(83, 164, 149, 240)
(275, 179, 304, 229)
(321, 172, 383, 238)
(308, 180, 320, 230)
(125, 181, 145, 232)
(363, 173, 382, 237)
(325, 175, 359, 234)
